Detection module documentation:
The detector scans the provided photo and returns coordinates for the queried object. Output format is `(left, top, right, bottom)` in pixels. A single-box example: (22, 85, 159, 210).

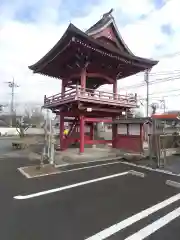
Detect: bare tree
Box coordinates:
(151, 103, 159, 115)
(22, 105, 44, 127)
(134, 111, 144, 118)
(31, 107, 44, 127)
(16, 119, 30, 138)
(130, 108, 144, 118)
(23, 107, 32, 125)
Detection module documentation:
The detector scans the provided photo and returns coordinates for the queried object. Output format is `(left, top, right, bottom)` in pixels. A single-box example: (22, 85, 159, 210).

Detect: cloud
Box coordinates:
(161, 24, 174, 35)
(153, 0, 167, 9)
(0, 0, 180, 114)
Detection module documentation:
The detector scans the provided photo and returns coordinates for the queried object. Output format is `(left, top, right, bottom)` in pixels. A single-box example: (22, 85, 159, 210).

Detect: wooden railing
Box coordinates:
(44, 88, 76, 105)
(44, 86, 137, 106)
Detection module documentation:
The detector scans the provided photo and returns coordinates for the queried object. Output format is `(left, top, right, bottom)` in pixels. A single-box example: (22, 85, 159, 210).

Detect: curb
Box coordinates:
(165, 180, 180, 188)
(54, 156, 123, 168)
(120, 161, 180, 177)
(128, 170, 145, 178)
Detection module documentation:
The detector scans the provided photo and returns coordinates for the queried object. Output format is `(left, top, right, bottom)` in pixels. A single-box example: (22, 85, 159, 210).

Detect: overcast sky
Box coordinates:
(0, 0, 180, 113)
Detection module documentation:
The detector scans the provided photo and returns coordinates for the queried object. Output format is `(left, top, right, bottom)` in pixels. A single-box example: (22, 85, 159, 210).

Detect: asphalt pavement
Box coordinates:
(0, 137, 15, 154)
(0, 156, 180, 240)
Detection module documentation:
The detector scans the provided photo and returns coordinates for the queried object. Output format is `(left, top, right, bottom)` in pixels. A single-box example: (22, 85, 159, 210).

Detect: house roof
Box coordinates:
(152, 112, 180, 120)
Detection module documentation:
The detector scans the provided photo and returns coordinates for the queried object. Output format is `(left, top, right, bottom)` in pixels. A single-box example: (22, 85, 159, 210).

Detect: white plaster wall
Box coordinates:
(0, 127, 45, 136)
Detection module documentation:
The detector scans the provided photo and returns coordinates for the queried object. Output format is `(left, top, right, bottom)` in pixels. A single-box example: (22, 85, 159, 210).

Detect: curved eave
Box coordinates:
(71, 25, 159, 67)
(72, 24, 158, 67)
(111, 18, 134, 56)
(28, 23, 75, 71)
(33, 71, 61, 80)
(86, 16, 134, 56)
(29, 23, 158, 74)
(68, 24, 158, 67)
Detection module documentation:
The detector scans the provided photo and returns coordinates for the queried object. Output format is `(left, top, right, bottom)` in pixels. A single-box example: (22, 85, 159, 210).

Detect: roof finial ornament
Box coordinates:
(103, 8, 113, 18)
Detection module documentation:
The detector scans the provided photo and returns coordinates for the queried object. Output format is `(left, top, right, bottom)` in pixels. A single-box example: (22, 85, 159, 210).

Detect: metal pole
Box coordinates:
(161, 98, 166, 113)
(46, 109, 50, 158)
(144, 69, 149, 117)
(41, 108, 48, 165)
(10, 78, 15, 127)
(11, 78, 14, 116)
(47, 109, 52, 160)
(5, 78, 19, 127)
(49, 120, 55, 164)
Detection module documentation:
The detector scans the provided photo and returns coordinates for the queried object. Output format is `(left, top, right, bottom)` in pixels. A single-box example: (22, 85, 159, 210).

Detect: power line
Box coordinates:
(136, 83, 180, 108)
(145, 51, 180, 61)
(134, 69, 180, 77)
(151, 93, 180, 99)
(149, 88, 180, 96)
(119, 69, 180, 91)
(137, 88, 180, 100)
(121, 51, 180, 110)
(120, 74, 180, 90)
(158, 51, 180, 59)
(140, 91, 180, 100)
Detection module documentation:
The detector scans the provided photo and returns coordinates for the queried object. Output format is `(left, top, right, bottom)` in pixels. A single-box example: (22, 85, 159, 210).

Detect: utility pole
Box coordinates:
(160, 98, 166, 113)
(5, 78, 19, 126)
(144, 69, 150, 117)
(0, 104, 3, 113)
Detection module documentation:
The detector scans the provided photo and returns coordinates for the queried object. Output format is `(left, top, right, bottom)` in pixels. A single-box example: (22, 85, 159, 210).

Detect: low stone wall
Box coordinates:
(0, 127, 18, 136)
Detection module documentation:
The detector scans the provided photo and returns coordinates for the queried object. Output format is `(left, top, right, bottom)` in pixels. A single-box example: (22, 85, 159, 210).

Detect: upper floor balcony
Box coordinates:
(44, 86, 137, 108)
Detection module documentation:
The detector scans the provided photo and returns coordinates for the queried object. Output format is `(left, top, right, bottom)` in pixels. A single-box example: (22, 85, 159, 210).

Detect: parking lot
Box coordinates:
(1, 155, 180, 240)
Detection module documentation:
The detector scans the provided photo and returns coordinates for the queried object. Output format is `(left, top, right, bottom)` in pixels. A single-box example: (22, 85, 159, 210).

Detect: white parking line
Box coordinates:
(125, 206, 180, 240)
(14, 171, 129, 200)
(85, 193, 180, 240)
(62, 161, 123, 173)
(18, 161, 122, 179)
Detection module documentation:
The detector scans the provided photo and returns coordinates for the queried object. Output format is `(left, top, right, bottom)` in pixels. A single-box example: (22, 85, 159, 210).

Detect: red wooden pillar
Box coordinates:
(60, 113, 64, 150)
(79, 115, 85, 154)
(79, 69, 86, 153)
(60, 79, 65, 150)
(112, 80, 118, 148)
(81, 68, 86, 90)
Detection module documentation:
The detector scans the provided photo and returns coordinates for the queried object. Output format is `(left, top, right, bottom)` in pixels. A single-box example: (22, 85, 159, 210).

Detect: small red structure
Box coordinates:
(112, 118, 149, 153)
(29, 10, 158, 154)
